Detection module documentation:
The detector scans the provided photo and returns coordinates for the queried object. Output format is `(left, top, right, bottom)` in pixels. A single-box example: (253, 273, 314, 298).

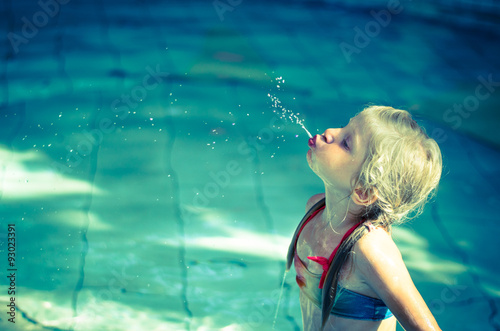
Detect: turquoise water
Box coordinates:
(1, 0, 500, 330)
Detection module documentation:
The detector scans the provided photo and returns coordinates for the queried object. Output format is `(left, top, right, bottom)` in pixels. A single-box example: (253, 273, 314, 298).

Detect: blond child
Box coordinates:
(287, 106, 442, 330)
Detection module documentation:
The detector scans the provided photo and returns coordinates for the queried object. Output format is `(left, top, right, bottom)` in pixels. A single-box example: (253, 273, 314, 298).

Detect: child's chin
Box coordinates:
(306, 154, 318, 175)
(306, 150, 313, 166)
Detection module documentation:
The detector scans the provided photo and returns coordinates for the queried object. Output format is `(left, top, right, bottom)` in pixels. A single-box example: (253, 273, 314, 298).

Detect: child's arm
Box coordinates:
(353, 228, 442, 331)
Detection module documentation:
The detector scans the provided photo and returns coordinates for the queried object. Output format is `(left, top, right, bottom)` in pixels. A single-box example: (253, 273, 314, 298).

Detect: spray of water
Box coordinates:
(268, 77, 313, 138)
(272, 270, 288, 330)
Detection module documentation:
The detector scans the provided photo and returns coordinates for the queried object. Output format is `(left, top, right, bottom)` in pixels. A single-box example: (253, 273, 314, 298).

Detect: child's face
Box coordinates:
(306, 115, 369, 193)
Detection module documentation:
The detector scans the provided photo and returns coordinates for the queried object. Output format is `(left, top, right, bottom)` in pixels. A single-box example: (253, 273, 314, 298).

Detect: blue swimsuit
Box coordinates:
(288, 198, 393, 321)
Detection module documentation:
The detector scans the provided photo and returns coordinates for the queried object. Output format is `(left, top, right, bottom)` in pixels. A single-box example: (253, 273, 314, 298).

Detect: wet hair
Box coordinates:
(320, 105, 442, 329)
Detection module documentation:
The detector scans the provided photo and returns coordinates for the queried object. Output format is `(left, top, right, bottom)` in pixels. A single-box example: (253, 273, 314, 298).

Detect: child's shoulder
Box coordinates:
(305, 193, 325, 212)
(352, 225, 403, 270)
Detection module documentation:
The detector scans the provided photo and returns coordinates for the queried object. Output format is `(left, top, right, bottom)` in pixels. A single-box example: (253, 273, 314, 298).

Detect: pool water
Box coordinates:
(1, 0, 500, 330)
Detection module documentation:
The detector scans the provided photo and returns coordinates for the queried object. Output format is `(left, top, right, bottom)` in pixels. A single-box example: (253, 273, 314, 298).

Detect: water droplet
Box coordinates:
(268, 88, 312, 138)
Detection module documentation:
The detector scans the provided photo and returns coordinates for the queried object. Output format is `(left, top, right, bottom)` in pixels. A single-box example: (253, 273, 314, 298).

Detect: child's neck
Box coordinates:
(322, 185, 361, 231)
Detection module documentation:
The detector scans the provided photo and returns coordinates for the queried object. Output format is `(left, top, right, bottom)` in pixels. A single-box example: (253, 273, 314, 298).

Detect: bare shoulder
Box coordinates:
(352, 226, 403, 270)
(305, 193, 325, 212)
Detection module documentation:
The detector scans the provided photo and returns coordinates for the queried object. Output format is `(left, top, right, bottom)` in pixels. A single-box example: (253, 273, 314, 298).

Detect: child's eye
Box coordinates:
(342, 139, 350, 150)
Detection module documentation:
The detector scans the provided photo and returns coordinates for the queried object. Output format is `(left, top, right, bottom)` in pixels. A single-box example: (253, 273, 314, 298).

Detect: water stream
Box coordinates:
(272, 270, 289, 330)
(268, 76, 313, 138)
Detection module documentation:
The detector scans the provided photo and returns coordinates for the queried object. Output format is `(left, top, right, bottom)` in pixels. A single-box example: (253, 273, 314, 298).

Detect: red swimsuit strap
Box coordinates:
(306, 219, 362, 289)
(327, 222, 361, 264)
(286, 198, 326, 273)
(295, 205, 325, 240)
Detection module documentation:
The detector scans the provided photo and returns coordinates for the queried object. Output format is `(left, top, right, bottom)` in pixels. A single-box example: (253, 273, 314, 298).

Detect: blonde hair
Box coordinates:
(319, 105, 442, 329)
(354, 105, 442, 226)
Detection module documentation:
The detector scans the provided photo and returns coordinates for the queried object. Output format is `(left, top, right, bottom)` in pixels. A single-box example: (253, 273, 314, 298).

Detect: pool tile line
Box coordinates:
(250, 148, 275, 234)
(55, 6, 125, 325)
(136, 3, 193, 328)
(281, 273, 301, 331)
(53, 33, 72, 92)
(48, 1, 73, 96)
(69, 95, 102, 331)
(233, 77, 300, 329)
(1, 5, 41, 330)
(225, 80, 274, 234)
(252, 157, 301, 330)
(95, 0, 122, 68)
(139, 0, 194, 326)
(12, 305, 72, 331)
(459, 135, 500, 329)
(431, 202, 500, 331)
(163, 99, 193, 331)
(249, 148, 300, 330)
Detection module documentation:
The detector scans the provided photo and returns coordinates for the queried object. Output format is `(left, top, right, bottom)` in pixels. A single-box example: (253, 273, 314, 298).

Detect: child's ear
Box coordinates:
(352, 186, 378, 206)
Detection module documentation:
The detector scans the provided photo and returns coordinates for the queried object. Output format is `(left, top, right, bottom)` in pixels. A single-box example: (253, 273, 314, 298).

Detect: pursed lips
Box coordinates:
(308, 134, 324, 148)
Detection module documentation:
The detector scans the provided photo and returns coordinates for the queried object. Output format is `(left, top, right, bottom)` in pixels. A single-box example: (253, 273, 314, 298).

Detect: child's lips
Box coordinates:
(308, 134, 321, 148)
(308, 137, 316, 148)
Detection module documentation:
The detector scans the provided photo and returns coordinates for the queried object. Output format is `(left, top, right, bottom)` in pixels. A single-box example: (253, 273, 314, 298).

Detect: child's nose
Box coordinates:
(323, 129, 338, 143)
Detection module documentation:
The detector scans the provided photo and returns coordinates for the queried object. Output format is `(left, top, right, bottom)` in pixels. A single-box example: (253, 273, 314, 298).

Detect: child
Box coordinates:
(287, 106, 442, 330)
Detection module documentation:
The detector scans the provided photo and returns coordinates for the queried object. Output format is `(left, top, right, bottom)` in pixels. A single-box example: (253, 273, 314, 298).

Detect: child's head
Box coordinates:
(310, 105, 443, 329)
(352, 105, 442, 225)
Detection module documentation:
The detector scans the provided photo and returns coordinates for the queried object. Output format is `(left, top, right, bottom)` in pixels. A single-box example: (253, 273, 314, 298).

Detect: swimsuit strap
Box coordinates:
(286, 198, 326, 271)
(287, 197, 363, 289)
(308, 221, 362, 289)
